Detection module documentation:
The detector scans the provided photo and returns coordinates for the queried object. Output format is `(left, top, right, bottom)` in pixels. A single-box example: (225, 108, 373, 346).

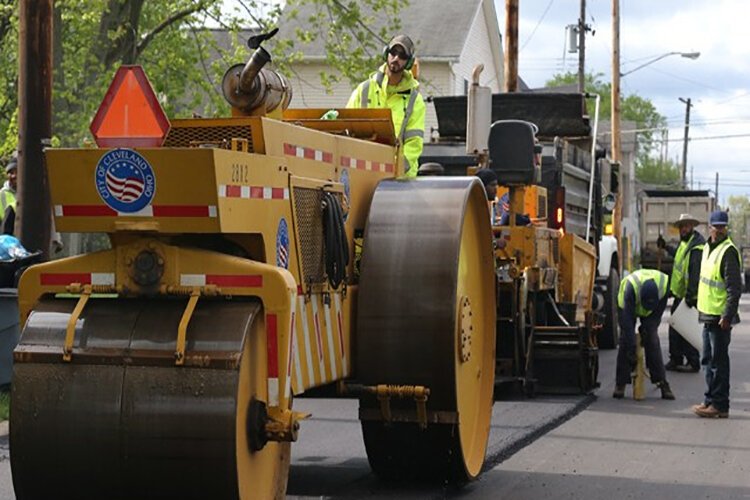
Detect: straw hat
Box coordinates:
(672, 213, 699, 227)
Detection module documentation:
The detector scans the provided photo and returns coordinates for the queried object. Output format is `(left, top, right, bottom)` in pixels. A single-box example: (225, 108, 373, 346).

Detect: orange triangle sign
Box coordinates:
(90, 66, 170, 147)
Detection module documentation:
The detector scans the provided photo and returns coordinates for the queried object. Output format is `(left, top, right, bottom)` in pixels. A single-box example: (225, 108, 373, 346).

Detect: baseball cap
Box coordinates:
(640, 280, 660, 311)
(476, 168, 498, 185)
(5, 157, 17, 173)
(709, 210, 729, 227)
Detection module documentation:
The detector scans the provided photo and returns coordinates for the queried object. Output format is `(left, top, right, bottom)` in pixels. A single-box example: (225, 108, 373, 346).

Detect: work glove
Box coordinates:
(685, 298, 697, 308)
(656, 235, 666, 249)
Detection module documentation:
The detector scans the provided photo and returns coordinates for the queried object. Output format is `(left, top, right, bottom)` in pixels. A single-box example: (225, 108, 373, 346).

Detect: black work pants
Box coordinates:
(668, 297, 700, 367)
(616, 297, 668, 386)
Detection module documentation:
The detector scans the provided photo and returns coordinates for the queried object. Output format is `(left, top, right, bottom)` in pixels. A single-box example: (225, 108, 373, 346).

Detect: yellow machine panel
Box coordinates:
(559, 233, 597, 322)
(496, 184, 548, 221)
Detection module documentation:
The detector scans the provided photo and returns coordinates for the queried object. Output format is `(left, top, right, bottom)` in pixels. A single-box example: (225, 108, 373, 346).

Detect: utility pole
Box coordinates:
(578, 0, 587, 93)
(17, 0, 53, 258)
(504, 0, 519, 92)
(610, 0, 622, 272)
(690, 165, 694, 190)
(610, 1, 621, 165)
(679, 97, 693, 188)
(715, 171, 719, 206)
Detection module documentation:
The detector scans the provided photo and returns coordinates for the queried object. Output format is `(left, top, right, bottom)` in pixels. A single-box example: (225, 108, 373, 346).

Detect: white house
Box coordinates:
(277, 0, 504, 140)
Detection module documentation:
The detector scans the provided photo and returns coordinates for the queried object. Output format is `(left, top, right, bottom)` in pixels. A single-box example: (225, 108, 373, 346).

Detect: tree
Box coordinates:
(635, 156, 681, 187)
(727, 195, 750, 247)
(0, 0, 406, 158)
(274, 0, 404, 91)
(545, 72, 667, 168)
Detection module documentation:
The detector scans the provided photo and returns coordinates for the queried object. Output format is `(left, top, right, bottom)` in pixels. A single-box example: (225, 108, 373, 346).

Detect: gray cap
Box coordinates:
(640, 280, 659, 311)
(5, 157, 17, 173)
(388, 35, 415, 59)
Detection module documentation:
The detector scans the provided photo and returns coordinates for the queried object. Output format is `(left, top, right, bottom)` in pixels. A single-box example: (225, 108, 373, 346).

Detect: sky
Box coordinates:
(496, 0, 750, 203)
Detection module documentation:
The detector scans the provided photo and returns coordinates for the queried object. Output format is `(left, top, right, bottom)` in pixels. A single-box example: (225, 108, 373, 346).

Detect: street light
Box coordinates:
(620, 51, 700, 77)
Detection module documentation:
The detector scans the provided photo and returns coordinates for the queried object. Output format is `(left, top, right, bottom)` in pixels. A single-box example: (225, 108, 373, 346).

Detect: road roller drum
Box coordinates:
(11, 297, 289, 499)
(356, 177, 496, 481)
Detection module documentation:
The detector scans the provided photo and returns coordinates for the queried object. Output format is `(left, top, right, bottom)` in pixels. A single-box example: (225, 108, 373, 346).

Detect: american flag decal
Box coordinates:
(106, 170, 145, 202)
(276, 217, 290, 269)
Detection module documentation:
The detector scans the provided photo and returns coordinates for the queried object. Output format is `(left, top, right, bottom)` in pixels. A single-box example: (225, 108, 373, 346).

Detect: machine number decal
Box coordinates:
(339, 169, 351, 222)
(276, 217, 290, 269)
(95, 148, 156, 213)
(231, 163, 249, 183)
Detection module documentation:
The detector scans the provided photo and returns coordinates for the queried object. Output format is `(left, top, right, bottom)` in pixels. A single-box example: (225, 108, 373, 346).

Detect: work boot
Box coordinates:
(691, 402, 709, 412)
(694, 405, 729, 419)
(657, 381, 675, 400)
(612, 385, 625, 399)
(664, 360, 681, 372)
(679, 364, 700, 373)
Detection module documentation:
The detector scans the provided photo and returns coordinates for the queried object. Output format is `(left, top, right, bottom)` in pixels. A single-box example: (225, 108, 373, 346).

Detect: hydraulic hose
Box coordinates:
(322, 191, 349, 289)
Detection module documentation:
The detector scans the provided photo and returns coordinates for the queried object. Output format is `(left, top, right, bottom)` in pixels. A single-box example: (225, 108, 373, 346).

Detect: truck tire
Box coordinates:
(598, 267, 620, 349)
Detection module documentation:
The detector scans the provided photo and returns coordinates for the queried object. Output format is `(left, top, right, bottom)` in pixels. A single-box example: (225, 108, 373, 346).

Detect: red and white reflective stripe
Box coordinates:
(323, 297, 338, 380)
(283, 143, 333, 164)
(218, 185, 289, 200)
(297, 292, 315, 386)
(333, 293, 347, 377)
(40, 272, 115, 286)
(340, 156, 395, 173)
(266, 313, 279, 407)
(179, 274, 263, 288)
(54, 205, 217, 218)
(287, 294, 298, 399)
(310, 295, 326, 379)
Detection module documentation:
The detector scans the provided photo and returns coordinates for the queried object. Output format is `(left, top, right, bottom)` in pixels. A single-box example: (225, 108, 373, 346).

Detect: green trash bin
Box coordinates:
(0, 288, 19, 389)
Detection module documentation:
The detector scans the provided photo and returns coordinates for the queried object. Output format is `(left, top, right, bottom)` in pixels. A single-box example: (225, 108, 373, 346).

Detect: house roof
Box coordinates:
(277, 0, 491, 60)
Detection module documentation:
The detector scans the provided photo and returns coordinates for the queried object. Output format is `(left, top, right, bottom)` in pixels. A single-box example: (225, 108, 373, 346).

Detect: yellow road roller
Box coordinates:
(10, 32, 496, 498)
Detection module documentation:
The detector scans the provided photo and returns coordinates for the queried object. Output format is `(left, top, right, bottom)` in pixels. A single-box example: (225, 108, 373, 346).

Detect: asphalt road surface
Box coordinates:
(1, 298, 749, 499)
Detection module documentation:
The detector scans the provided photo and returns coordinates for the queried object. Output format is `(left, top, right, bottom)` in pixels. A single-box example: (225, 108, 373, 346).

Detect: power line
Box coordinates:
(520, 0, 555, 52)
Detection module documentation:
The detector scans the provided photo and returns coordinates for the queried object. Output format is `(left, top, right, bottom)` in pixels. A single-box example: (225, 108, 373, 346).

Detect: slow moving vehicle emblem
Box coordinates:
(276, 217, 290, 269)
(95, 148, 156, 213)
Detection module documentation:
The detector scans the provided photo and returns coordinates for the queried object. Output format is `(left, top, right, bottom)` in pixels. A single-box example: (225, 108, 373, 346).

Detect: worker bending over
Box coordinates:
(613, 269, 675, 400)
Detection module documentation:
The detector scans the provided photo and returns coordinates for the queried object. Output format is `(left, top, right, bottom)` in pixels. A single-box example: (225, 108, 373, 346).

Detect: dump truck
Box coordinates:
(639, 189, 714, 274)
(421, 69, 600, 394)
(422, 89, 620, 350)
(10, 33, 497, 498)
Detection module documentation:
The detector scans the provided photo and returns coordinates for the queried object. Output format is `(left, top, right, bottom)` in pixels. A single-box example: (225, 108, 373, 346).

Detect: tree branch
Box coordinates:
(135, 2, 209, 59)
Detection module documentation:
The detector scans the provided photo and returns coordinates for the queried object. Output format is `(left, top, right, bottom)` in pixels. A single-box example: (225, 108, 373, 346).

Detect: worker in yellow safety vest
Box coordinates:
(613, 268, 675, 400)
(346, 35, 426, 178)
(657, 213, 705, 372)
(0, 156, 17, 235)
(693, 210, 741, 419)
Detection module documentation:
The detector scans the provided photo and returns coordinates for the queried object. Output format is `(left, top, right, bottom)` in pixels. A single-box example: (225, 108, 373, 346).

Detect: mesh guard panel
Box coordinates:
(163, 124, 255, 150)
(294, 188, 326, 285)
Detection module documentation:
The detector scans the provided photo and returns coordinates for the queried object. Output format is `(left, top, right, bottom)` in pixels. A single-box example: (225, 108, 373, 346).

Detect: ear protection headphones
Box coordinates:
(383, 41, 415, 70)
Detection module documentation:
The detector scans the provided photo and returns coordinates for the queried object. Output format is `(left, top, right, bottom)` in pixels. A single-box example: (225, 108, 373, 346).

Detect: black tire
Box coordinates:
(598, 267, 620, 349)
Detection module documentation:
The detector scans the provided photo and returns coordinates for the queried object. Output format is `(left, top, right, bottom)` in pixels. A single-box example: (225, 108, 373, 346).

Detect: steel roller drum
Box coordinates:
(356, 177, 496, 481)
(10, 296, 289, 499)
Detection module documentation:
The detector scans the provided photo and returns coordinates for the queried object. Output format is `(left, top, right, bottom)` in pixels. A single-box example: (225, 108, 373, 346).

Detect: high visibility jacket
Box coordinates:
(346, 64, 426, 178)
(697, 237, 740, 316)
(618, 269, 668, 317)
(0, 184, 16, 223)
(670, 233, 704, 298)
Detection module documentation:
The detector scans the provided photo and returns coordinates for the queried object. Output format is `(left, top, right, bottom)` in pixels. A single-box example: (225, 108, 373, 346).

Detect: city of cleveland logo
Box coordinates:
(95, 148, 156, 213)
